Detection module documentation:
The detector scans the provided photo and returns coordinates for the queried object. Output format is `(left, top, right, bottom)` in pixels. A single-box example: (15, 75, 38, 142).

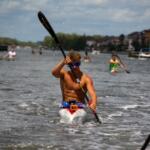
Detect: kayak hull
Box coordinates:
(84, 58, 90, 63)
(59, 108, 87, 124)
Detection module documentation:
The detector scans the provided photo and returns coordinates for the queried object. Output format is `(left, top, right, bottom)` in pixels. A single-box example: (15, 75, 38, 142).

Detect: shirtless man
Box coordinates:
(51, 51, 97, 111)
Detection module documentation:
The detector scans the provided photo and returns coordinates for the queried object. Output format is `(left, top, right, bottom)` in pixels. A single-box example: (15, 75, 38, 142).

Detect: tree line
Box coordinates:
(1, 30, 149, 52)
(0, 37, 37, 48)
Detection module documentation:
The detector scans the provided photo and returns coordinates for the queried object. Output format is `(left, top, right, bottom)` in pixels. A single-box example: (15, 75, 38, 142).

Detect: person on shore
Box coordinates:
(51, 51, 97, 112)
(84, 48, 91, 62)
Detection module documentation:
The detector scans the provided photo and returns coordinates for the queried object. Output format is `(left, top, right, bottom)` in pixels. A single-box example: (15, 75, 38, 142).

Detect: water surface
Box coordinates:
(0, 49, 150, 150)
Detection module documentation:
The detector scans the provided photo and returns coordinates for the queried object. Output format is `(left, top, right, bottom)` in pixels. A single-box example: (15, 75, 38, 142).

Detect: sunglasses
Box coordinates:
(70, 61, 81, 68)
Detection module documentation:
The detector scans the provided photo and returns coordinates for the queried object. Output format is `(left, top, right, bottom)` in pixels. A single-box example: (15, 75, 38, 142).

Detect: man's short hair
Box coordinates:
(68, 51, 81, 62)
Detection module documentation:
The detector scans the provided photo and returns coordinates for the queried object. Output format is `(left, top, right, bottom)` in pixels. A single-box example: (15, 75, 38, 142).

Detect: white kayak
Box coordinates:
(59, 108, 87, 124)
(84, 58, 90, 63)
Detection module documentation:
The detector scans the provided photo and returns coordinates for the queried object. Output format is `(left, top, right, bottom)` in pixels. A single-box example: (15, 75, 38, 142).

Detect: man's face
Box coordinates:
(71, 61, 81, 69)
(112, 56, 116, 60)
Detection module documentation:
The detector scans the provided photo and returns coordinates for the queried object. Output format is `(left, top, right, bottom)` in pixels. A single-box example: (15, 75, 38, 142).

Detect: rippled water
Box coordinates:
(0, 49, 150, 150)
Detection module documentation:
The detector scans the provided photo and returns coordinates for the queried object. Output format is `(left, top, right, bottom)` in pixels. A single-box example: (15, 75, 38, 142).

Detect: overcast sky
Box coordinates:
(0, 0, 150, 42)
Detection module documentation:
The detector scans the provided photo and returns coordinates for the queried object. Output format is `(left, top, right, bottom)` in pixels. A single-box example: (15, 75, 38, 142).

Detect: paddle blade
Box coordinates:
(126, 70, 130, 74)
(89, 108, 102, 124)
(37, 11, 66, 58)
(37, 11, 59, 44)
(141, 134, 150, 150)
(94, 111, 102, 124)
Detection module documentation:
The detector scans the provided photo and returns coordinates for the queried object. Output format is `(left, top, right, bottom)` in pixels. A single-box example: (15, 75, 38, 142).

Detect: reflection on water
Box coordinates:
(0, 49, 150, 149)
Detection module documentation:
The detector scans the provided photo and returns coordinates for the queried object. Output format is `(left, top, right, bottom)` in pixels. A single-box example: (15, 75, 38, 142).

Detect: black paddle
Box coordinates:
(116, 55, 130, 73)
(141, 134, 150, 150)
(37, 11, 102, 124)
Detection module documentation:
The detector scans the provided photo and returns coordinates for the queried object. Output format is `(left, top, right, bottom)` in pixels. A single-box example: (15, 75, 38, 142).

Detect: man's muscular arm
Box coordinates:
(51, 56, 80, 90)
(51, 59, 66, 78)
(86, 75, 97, 111)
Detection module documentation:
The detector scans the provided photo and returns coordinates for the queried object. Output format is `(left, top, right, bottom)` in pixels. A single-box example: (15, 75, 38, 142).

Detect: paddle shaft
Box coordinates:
(116, 55, 130, 73)
(141, 134, 150, 150)
(37, 11, 101, 124)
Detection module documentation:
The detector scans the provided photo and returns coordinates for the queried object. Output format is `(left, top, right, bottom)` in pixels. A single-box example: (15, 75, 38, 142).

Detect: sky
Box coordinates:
(0, 0, 150, 42)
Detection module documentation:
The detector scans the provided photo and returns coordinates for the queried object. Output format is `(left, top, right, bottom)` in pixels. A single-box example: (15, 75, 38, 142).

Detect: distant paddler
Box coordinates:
(3, 45, 16, 61)
(51, 51, 97, 123)
(83, 48, 91, 62)
(109, 52, 130, 74)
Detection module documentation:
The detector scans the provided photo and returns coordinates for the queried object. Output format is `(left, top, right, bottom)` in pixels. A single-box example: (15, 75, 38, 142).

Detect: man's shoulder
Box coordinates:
(62, 70, 74, 78)
(110, 59, 114, 63)
(83, 73, 89, 77)
(59, 69, 68, 78)
(83, 74, 93, 81)
(116, 59, 120, 63)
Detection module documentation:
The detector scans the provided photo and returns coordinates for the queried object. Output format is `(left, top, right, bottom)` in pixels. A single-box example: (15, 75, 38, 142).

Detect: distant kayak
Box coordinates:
(91, 50, 100, 55)
(0, 56, 16, 61)
(5, 57, 16, 61)
(83, 56, 91, 63)
(84, 58, 91, 63)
